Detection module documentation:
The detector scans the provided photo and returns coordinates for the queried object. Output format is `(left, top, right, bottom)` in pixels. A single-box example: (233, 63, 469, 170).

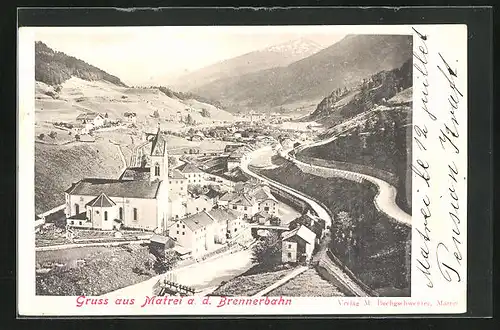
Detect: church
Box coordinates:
(64, 126, 175, 233)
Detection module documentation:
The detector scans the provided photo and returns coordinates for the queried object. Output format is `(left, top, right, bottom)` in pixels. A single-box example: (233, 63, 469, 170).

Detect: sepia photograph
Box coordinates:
(31, 26, 414, 300)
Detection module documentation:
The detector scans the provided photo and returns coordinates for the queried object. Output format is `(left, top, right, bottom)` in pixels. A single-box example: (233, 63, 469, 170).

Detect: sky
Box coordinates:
(34, 26, 347, 86)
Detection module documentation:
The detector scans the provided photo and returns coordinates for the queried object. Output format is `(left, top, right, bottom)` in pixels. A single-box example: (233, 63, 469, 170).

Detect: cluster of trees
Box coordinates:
(201, 108, 211, 118)
(38, 131, 58, 140)
(35, 41, 127, 87)
(182, 114, 196, 125)
(251, 231, 281, 268)
(53, 122, 74, 129)
(155, 86, 224, 109)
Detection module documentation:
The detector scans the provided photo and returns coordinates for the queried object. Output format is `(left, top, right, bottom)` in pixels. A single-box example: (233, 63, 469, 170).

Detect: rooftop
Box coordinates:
(66, 178, 162, 199)
(169, 169, 186, 180)
(180, 212, 215, 232)
(282, 225, 316, 245)
(86, 193, 116, 208)
(150, 234, 173, 245)
(176, 163, 203, 174)
(207, 208, 241, 224)
(76, 112, 103, 120)
(119, 167, 151, 181)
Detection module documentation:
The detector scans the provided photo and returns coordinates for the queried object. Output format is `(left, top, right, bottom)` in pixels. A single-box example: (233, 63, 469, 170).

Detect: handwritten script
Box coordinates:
(412, 27, 465, 290)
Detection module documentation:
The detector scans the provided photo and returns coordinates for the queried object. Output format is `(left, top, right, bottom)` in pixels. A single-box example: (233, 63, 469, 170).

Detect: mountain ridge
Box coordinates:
(169, 38, 324, 91)
(191, 34, 413, 113)
(35, 41, 128, 87)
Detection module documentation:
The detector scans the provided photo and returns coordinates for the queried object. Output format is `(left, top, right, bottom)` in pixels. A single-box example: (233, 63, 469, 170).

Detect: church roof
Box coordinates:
(66, 178, 162, 199)
(86, 193, 116, 208)
(119, 167, 151, 181)
(150, 127, 166, 157)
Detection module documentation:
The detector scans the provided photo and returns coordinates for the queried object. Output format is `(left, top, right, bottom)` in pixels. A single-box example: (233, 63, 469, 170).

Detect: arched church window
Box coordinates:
(155, 163, 160, 176)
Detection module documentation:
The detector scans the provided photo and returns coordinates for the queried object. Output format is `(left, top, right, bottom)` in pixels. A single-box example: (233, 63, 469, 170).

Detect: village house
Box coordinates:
(226, 145, 253, 171)
(65, 127, 169, 232)
(168, 196, 186, 221)
(169, 211, 216, 258)
(252, 210, 272, 225)
(186, 194, 214, 216)
(176, 163, 205, 185)
(218, 192, 259, 219)
(76, 112, 106, 127)
(168, 169, 188, 198)
(206, 207, 244, 244)
(281, 225, 316, 264)
(258, 198, 279, 216)
(124, 112, 137, 124)
(149, 234, 176, 257)
(237, 182, 278, 211)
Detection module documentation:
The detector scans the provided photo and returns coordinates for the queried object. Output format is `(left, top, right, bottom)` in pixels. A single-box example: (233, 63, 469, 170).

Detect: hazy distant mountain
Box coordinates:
(35, 41, 127, 87)
(192, 35, 413, 112)
(169, 38, 324, 91)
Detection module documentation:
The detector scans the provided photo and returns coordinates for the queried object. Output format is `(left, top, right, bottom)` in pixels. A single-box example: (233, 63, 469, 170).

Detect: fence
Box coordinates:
(154, 278, 196, 296)
(295, 154, 398, 186)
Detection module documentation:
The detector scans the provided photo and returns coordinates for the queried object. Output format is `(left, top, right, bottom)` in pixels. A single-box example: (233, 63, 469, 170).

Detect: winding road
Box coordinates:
(287, 112, 412, 227)
(241, 148, 369, 296)
(241, 147, 332, 228)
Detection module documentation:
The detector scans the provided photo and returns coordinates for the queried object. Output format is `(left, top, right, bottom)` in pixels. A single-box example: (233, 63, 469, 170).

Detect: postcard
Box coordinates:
(18, 20, 468, 316)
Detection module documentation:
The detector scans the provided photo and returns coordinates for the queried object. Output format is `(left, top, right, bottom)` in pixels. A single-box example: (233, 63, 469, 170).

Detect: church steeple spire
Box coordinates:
(149, 123, 168, 182)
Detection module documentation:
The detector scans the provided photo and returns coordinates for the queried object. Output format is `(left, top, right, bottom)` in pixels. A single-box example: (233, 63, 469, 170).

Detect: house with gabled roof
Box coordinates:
(223, 192, 259, 219)
(206, 207, 245, 243)
(169, 211, 216, 257)
(281, 225, 316, 264)
(176, 163, 205, 184)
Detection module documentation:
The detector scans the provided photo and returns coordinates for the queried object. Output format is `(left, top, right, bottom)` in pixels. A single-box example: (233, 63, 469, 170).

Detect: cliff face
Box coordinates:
(35, 41, 127, 87)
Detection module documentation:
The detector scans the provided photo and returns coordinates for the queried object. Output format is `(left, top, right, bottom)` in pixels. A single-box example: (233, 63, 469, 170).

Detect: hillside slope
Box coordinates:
(309, 58, 412, 126)
(35, 141, 124, 214)
(35, 41, 127, 87)
(170, 38, 323, 91)
(193, 35, 412, 112)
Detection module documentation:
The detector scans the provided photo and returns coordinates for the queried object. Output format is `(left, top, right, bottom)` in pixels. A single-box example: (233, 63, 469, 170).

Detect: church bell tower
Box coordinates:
(150, 124, 168, 182)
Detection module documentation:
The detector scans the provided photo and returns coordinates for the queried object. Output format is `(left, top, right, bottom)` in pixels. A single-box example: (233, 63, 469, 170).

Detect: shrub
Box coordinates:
(38, 133, 45, 140)
(48, 131, 57, 139)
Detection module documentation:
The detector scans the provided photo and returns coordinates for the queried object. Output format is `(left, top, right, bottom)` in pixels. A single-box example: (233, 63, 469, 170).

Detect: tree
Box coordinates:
(38, 133, 45, 140)
(168, 156, 178, 168)
(48, 131, 57, 139)
(153, 250, 179, 274)
(201, 108, 210, 118)
(251, 231, 281, 267)
(189, 184, 204, 196)
(152, 110, 160, 118)
(104, 112, 109, 118)
(185, 114, 195, 125)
